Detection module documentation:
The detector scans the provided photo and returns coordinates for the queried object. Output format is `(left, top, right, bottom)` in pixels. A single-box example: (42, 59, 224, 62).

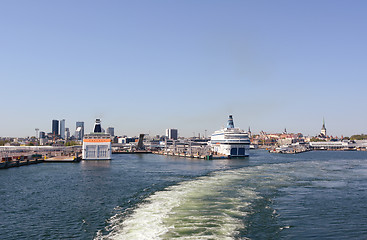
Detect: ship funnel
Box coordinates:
(227, 115, 234, 128)
(93, 119, 102, 133)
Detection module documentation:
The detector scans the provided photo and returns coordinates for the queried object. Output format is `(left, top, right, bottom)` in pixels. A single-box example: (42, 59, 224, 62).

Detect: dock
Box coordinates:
(152, 151, 231, 160)
(1, 146, 82, 169)
(44, 156, 81, 163)
(112, 150, 152, 154)
(269, 145, 310, 154)
(1, 156, 45, 169)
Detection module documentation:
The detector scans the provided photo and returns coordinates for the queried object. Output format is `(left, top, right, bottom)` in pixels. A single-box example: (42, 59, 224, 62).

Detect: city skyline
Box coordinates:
(0, 116, 355, 139)
(1, 1, 367, 137)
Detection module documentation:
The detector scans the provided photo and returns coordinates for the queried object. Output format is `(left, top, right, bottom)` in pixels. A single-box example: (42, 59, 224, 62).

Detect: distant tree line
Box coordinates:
(65, 141, 81, 146)
(350, 134, 367, 141)
(310, 137, 326, 142)
(0, 140, 10, 146)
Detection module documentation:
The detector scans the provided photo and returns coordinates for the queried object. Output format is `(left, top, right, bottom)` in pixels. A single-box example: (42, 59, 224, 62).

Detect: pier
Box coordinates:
(112, 150, 152, 154)
(0, 155, 44, 169)
(151, 140, 219, 159)
(152, 150, 229, 160)
(44, 155, 81, 163)
(0, 146, 82, 169)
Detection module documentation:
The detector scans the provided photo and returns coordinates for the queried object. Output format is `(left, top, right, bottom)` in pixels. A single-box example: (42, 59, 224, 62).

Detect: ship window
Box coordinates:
(86, 145, 96, 158)
(97, 145, 108, 158)
(238, 148, 245, 155)
(231, 148, 237, 155)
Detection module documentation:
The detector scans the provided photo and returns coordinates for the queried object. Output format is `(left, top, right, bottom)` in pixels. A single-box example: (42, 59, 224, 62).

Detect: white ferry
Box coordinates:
(210, 115, 250, 157)
(82, 119, 112, 160)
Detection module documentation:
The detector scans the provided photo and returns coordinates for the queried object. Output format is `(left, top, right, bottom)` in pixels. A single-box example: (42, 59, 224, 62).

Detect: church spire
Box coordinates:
(320, 117, 327, 137)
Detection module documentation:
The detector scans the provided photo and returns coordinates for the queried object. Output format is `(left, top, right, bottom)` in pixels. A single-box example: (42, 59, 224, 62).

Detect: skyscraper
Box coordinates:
(75, 121, 84, 140)
(166, 128, 178, 140)
(39, 131, 46, 139)
(60, 119, 65, 139)
(65, 128, 70, 140)
(106, 127, 114, 136)
(52, 120, 59, 136)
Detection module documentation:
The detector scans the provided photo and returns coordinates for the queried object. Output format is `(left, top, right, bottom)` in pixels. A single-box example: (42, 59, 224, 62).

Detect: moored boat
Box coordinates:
(82, 119, 112, 160)
(209, 115, 250, 157)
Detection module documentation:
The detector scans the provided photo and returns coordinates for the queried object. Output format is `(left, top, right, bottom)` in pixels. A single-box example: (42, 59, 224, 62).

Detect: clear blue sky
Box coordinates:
(1, 0, 366, 137)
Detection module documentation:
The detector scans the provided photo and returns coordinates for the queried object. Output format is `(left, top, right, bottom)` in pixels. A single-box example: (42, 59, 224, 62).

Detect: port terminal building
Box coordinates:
(309, 141, 356, 150)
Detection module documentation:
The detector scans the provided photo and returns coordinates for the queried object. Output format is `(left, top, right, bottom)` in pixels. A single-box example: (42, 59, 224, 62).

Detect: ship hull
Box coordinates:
(211, 143, 250, 157)
(209, 115, 250, 158)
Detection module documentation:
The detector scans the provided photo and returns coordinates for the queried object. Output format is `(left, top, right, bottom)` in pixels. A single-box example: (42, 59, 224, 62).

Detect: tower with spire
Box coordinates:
(248, 126, 252, 138)
(320, 118, 327, 137)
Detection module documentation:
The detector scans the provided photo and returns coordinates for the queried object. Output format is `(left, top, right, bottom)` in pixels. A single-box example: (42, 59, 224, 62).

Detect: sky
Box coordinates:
(1, 0, 366, 138)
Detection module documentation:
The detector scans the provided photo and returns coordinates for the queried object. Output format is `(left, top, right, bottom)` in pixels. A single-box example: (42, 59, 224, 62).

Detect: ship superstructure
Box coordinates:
(82, 119, 112, 160)
(210, 115, 250, 157)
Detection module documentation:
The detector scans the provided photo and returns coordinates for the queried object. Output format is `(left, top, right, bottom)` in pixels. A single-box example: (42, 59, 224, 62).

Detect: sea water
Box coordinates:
(1, 150, 367, 239)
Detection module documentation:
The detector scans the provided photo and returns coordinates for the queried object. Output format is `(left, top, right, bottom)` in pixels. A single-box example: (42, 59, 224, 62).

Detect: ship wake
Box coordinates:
(95, 164, 293, 240)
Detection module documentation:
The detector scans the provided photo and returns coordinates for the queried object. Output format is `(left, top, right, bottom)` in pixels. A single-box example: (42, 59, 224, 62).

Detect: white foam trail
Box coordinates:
(96, 159, 367, 239)
(96, 164, 297, 240)
(95, 168, 264, 240)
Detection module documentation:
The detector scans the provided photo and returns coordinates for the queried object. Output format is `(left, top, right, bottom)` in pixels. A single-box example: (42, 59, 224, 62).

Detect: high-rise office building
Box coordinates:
(75, 121, 84, 140)
(52, 120, 59, 136)
(106, 127, 114, 136)
(60, 119, 66, 139)
(39, 131, 46, 139)
(65, 128, 70, 140)
(166, 128, 178, 140)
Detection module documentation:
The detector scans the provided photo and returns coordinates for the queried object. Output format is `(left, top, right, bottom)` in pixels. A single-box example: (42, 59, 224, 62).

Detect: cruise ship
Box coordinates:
(210, 115, 250, 157)
(82, 119, 112, 160)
